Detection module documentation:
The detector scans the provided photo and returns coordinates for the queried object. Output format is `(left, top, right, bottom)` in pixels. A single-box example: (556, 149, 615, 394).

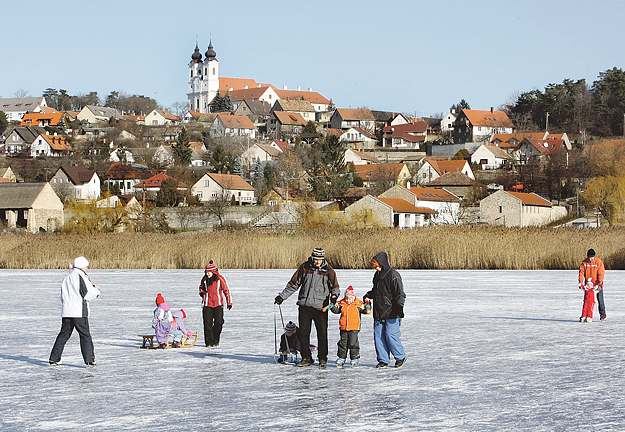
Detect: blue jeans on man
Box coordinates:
(373, 318, 405, 364)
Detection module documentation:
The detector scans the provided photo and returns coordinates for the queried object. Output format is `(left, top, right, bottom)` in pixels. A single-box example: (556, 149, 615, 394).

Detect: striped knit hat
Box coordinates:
(311, 248, 325, 259)
(345, 286, 355, 297)
(285, 321, 297, 333)
(205, 260, 217, 272)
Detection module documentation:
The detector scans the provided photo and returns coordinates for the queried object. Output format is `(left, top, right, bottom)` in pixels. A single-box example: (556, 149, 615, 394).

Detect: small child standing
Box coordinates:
(152, 293, 173, 348)
(579, 278, 600, 323)
(330, 286, 370, 367)
(170, 309, 192, 348)
(278, 321, 302, 363)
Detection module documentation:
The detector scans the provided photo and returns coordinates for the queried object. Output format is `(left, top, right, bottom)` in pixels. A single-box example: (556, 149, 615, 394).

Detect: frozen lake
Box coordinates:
(1, 268, 624, 431)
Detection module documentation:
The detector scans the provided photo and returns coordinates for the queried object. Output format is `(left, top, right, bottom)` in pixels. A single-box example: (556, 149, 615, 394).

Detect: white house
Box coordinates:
(330, 108, 376, 131)
(416, 158, 475, 184)
(380, 185, 461, 225)
(30, 134, 72, 157)
(453, 108, 514, 143)
(77, 105, 123, 124)
(191, 173, 255, 205)
(480, 190, 567, 227)
(339, 127, 378, 150)
(0, 97, 47, 122)
(344, 149, 380, 166)
(470, 143, 512, 170)
(440, 110, 458, 132)
(210, 114, 257, 139)
(144, 109, 182, 126)
(345, 195, 438, 228)
(51, 165, 101, 200)
(240, 143, 282, 168)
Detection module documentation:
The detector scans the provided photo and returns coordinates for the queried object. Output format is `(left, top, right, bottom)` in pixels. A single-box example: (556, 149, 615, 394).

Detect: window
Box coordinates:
(212, 68, 216, 75)
(499, 206, 503, 213)
(204, 179, 209, 187)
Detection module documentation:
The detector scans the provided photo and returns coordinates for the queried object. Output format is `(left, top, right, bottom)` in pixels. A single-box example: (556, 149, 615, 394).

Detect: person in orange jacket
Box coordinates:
(578, 249, 606, 321)
(329, 286, 370, 367)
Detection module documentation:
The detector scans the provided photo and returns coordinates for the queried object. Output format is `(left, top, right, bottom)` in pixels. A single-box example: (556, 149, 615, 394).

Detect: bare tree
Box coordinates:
(14, 89, 30, 98)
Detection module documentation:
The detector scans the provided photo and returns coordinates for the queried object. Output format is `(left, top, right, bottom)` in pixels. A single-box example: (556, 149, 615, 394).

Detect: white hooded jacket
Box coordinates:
(60, 268, 100, 318)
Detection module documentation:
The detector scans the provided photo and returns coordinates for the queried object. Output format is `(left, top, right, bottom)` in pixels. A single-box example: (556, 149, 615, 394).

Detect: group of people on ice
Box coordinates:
(48, 246, 607, 367)
(275, 248, 407, 368)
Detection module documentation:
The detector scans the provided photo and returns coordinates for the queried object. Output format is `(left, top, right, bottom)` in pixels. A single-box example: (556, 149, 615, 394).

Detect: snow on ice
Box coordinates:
(1, 268, 624, 431)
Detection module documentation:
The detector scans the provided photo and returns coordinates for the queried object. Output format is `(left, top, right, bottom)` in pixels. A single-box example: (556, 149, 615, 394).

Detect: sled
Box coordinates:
(139, 332, 199, 349)
(273, 345, 317, 364)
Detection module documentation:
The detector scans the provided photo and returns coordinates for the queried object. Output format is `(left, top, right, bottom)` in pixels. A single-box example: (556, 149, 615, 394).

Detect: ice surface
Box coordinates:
(1, 268, 624, 431)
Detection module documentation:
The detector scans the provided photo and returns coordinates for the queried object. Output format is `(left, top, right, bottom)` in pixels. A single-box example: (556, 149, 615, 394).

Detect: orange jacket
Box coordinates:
(332, 297, 368, 331)
(579, 257, 605, 286)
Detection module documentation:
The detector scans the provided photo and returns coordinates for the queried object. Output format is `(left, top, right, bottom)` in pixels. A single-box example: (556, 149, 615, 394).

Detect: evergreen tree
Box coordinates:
(210, 144, 236, 173)
(0, 111, 8, 134)
(155, 178, 183, 207)
(173, 127, 192, 166)
(232, 156, 243, 176)
(209, 91, 233, 113)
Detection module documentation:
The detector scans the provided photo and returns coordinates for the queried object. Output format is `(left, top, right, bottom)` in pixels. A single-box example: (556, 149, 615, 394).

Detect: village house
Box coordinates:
(470, 143, 512, 170)
(339, 127, 378, 150)
(30, 134, 72, 158)
(191, 173, 255, 205)
(20, 112, 67, 129)
(134, 172, 187, 195)
(267, 111, 307, 140)
(330, 108, 376, 132)
(344, 149, 380, 166)
(50, 165, 101, 200)
(143, 109, 182, 126)
(240, 143, 282, 168)
(2, 126, 47, 154)
(344, 194, 438, 228)
(76, 105, 123, 124)
(416, 158, 475, 184)
(382, 120, 429, 149)
(275, 88, 332, 114)
(513, 137, 569, 166)
(440, 110, 459, 132)
(479, 190, 567, 227)
(0, 97, 48, 122)
(0, 182, 64, 233)
(272, 99, 317, 124)
(0, 167, 20, 182)
(210, 114, 257, 138)
(453, 108, 514, 144)
(104, 163, 152, 195)
(233, 99, 272, 131)
(424, 172, 478, 202)
(490, 132, 572, 150)
(380, 184, 461, 224)
(353, 163, 411, 187)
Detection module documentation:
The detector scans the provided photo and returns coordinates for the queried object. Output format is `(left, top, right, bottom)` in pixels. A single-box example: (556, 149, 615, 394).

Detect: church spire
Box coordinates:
(191, 42, 202, 63)
(205, 39, 217, 61)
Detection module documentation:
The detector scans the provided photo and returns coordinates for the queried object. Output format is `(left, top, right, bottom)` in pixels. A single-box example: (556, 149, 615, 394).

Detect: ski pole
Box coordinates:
(278, 304, 291, 355)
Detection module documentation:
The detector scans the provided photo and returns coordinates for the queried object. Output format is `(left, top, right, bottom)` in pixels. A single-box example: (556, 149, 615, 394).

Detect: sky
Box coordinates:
(2, 0, 625, 117)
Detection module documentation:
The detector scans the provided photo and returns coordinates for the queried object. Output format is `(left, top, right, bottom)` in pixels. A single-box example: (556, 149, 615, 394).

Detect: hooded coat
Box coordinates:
(365, 252, 406, 321)
(170, 310, 189, 335)
(278, 257, 340, 310)
(60, 268, 101, 318)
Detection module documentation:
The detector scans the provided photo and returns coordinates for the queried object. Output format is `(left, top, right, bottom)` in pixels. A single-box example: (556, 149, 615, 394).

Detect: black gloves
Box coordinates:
(274, 295, 283, 305)
(227, 305, 232, 310)
(330, 295, 338, 304)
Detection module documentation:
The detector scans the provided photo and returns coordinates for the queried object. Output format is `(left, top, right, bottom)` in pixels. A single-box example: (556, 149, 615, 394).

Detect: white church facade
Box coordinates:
(188, 41, 220, 113)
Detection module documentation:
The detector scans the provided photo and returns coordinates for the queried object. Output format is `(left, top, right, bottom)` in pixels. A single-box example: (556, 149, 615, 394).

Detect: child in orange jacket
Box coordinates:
(329, 286, 370, 367)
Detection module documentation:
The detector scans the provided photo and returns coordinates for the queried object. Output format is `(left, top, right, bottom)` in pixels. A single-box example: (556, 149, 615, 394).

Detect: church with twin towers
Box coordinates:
(187, 40, 332, 115)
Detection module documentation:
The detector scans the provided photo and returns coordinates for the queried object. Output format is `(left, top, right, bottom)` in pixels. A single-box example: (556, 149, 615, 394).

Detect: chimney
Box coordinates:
(406, 181, 411, 189)
(283, 85, 288, 90)
(308, 88, 312, 92)
(244, 86, 248, 89)
(297, 86, 301, 91)
(490, 107, 494, 113)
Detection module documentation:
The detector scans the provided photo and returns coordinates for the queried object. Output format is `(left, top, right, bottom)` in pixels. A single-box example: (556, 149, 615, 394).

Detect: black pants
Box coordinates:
(298, 306, 328, 361)
(337, 330, 360, 359)
(203, 306, 224, 346)
(49, 317, 94, 364)
(597, 289, 606, 318)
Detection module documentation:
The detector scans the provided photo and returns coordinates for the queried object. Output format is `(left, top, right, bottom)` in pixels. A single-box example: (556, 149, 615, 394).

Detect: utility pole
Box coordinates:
(545, 112, 549, 133)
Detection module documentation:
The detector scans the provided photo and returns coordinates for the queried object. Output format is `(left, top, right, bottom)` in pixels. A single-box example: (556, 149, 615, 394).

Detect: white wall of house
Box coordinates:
(470, 144, 509, 169)
(479, 190, 567, 227)
(191, 174, 255, 204)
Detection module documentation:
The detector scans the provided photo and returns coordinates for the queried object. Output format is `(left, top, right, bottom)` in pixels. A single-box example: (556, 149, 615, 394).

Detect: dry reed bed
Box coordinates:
(1, 227, 625, 270)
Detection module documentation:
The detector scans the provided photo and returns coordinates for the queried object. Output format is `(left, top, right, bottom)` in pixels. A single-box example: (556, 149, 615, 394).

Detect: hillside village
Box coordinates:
(1, 41, 623, 233)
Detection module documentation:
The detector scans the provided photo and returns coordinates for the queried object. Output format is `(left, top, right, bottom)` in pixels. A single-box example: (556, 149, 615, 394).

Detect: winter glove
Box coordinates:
(577, 282, 584, 289)
(227, 304, 232, 310)
(186, 331, 192, 337)
(330, 295, 338, 304)
(274, 295, 283, 305)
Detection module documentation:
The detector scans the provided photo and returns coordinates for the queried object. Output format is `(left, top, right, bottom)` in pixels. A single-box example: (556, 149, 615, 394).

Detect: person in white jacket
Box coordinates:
(49, 256, 101, 366)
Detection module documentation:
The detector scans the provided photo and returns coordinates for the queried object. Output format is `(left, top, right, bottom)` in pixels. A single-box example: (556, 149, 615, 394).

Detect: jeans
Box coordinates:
(170, 330, 183, 343)
(373, 318, 405, 364)
(597, 289, 606, 318)
(50, 317, 94, 364)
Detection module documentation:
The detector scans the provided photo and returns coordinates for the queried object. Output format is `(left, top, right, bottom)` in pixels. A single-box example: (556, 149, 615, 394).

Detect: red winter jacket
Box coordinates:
(199, 272, 232, 308)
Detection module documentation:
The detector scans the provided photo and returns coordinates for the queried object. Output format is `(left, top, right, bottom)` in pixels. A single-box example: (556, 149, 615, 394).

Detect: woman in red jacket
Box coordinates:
(578, 249, 606, 321)
(199, 261, 232, 346)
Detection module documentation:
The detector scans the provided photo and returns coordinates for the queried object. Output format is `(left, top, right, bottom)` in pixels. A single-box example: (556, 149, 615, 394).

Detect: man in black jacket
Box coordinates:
(364, 251, 406, 368)
(274, 247, 340, 368)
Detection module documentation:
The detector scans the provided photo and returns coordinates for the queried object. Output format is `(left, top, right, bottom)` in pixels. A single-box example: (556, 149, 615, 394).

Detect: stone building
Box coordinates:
(0, 183, 64, 232)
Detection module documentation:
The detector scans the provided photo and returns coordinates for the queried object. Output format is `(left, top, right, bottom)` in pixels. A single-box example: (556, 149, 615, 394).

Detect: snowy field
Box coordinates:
(1, 268, 625, 431)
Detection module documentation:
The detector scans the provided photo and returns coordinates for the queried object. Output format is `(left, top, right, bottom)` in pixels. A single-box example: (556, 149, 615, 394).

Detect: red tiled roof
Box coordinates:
(506, 191, 552, 207)
(273, 111, 307, 126)
(376, 197, 437, 213)
(41, 134, 71, 151)
(463, 109, 514, 129)
(226, 86, 273, 102)
(20, 112, 65, 126)
(135, 172, 186, 189)
(407, 186, 460, 202)
(354, 163, 407, 180)
(275, 89, 331, 105)
(216, 114, 256, 129)
(336, 108, 375, 121)
(207, 173, 255, 191)
(426, 159, 468, 176)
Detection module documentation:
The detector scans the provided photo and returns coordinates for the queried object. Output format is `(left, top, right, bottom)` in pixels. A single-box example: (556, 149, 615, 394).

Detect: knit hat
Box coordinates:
(180, 309, 186, 319)
(285, 321, 297, 333)
(74, 256, 89, 269)
(587, 249, 596, 258)
(345, 286, 355, 297)
(205, 260, 217, 272)
(311, 248, 325, 259)
(155, 293, 165, 305)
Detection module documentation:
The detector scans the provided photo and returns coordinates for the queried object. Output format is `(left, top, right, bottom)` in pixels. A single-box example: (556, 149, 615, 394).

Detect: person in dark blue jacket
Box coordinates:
(364, 252, 406, 368)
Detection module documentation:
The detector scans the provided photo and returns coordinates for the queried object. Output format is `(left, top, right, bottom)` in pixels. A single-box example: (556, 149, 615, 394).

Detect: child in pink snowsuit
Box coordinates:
(170, 309, 192, 348)
(152, 293, 172, 348)
(579, 278, 599, 322)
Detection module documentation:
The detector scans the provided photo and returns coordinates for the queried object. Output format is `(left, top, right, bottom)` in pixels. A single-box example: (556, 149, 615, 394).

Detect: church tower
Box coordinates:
(187, 40, 220, 113)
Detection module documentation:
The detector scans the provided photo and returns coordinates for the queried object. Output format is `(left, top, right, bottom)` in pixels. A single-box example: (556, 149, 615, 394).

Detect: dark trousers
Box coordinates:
(49, 317, 94, 364)
(597, 289, 606, 318)
(298, 306, 328, 361)
(203, 306, 224, 346)
(337, 330, 360, 359)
